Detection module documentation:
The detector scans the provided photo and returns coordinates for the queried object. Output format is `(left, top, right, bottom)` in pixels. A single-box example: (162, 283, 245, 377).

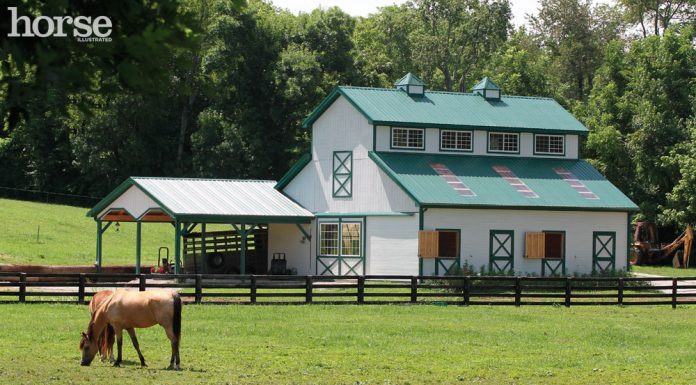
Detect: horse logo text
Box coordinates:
(7, 7, 112, 42)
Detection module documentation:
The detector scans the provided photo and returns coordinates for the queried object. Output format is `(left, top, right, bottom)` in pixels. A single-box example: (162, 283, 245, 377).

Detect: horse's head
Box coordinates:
(79, 331, 98, 366)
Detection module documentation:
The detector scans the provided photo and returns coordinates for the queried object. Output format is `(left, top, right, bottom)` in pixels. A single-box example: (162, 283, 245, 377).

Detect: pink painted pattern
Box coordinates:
(492, 165, 539, 198)
(430, 163, 476, 196)
(553, 167, 599, 200)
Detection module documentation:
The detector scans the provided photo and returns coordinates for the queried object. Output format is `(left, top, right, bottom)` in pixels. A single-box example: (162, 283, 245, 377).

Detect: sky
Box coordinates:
(269, 0, 547, 26)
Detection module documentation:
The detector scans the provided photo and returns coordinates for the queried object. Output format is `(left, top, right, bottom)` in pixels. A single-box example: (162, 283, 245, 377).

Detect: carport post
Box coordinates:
(240, 224, 248, 275)
(200, 223, 207, 273)
(96, 221, 102, 273)
(135, 221, 142, 274)
(174, 220, 181, 274)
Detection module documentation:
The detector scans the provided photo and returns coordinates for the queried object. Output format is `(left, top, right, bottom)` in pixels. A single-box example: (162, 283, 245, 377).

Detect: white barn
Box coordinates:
(271, 74, 637, 276)
(89, 74, 637, 277)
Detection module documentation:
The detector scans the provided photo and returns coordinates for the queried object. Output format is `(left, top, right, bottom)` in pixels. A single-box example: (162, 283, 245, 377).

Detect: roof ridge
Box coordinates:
(339, 85, 555, 101)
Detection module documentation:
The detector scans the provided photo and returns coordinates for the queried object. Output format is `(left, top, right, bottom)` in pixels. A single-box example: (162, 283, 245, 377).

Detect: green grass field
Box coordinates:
(631, 265, 696, 278)
(0, 304, 695, 384)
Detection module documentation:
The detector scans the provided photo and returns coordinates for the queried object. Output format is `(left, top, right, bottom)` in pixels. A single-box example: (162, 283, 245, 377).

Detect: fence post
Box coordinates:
(565, 277, 572, 308)
(617, 278, 624, 305)
(514, 277, 521, 307)
(250, 275, 257, 304)
(78, 274, 86, 305)
(195, 274, 202, 304)
(463, 276, 470, 306)
(19, 273, 26, 303)
(672, 278, 678, 309)
(139, 275, 146, 292)
(305, 275, 313, 304)
(410, 276, 418, 304)
(357, 276, 365, 304)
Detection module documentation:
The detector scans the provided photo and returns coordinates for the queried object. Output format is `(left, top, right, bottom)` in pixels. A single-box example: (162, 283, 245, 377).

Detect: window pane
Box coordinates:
(341, 223, 361, 256)
(489, 133, 518, 152)
(535, 135, 563, 154)
(441, 130, 472, 151)
(319, 223, 339, 256)
(392, 128, 423, 149)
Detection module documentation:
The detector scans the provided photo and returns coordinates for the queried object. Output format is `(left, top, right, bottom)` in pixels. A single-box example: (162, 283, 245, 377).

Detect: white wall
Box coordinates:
(283, 96, 417, 214)
(268, 223, 313, 275)
(376, 126, 579, 160)
(423, 208, 629, 275)
(366, 216, 419, 275)
(98, 186, 160, 219)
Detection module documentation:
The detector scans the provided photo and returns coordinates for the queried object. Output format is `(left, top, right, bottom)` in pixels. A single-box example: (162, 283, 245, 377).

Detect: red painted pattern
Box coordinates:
(492, 165, 539, 198)
(430, 163, 476, 197)
(553, 167, 599, 200)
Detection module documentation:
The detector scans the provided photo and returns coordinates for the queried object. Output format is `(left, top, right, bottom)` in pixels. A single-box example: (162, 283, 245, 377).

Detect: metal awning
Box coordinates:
(87, 177, 314, 223)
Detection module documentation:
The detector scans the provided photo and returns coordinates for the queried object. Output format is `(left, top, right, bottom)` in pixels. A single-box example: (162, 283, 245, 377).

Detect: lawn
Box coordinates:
(0, 304, 695, 384)
(631, 265, 696, 278)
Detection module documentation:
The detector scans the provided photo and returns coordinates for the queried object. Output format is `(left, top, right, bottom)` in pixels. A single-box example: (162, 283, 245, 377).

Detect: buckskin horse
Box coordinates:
(79, 289, 182, 369)
(89, 290, 115, 362)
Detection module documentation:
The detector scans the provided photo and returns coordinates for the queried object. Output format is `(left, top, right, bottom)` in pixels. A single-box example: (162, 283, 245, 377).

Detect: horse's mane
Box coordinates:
(87, 291, 114, 340)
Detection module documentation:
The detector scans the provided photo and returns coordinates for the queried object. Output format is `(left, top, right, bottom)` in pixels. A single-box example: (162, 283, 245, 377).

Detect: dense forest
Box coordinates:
(1, 0, 696, 230)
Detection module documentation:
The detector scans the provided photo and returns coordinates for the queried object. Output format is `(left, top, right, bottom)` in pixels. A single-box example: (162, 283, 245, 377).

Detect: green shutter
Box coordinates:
(332, 151, 353, 198)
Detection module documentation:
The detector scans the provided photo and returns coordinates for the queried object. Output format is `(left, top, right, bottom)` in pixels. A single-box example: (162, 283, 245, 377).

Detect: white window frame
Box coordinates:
(440, 130, 473, 152)
(319, 222, 362, 257)
(391, 127, 425, 150)
(534, 134, 565, 155)
(488, 132, 519, 153)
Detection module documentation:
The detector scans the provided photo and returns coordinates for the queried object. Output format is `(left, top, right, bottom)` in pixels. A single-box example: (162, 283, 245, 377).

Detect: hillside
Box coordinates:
(0, 198, 175, 266)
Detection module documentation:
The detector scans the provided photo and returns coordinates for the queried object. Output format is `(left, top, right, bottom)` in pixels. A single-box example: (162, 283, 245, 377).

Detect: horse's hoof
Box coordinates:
(113, 362, 121, 367)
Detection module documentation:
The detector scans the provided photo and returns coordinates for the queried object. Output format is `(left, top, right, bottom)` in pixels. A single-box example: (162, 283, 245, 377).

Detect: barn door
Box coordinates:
(489, 230, 514, 274)
(593, 231, 616, 273)
(317, 220, 364, 276)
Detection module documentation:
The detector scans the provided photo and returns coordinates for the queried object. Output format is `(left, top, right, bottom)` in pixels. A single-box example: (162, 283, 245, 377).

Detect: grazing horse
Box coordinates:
(89, 290, 115, 362)
(80, 289, 182, 369)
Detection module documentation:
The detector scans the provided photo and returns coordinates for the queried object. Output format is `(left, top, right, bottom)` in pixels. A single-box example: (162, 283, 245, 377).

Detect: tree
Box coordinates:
(620, 0, 696, 37)
(410, 0, 511, 92)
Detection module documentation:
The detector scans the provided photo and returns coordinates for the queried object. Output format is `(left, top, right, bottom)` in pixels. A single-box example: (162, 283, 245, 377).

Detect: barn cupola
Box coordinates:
(395, 73, 426, 96)
(472, 77, 501, 100)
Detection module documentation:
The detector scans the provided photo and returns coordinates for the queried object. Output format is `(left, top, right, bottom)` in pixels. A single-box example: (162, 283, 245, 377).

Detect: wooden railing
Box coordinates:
(1, 273, 695, 307)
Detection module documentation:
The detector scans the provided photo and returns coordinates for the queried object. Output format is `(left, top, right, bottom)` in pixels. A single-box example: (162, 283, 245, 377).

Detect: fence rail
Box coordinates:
(0, 272, 695, 307)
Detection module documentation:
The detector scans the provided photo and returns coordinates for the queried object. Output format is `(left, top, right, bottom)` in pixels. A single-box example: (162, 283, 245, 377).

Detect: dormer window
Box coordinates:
(395, 73, 425, 96)
(472, 77, 502, 101)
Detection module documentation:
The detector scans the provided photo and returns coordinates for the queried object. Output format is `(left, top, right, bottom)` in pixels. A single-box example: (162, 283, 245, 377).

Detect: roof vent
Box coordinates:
(395, 73, 425, 96)
(472, 77, 501, 100)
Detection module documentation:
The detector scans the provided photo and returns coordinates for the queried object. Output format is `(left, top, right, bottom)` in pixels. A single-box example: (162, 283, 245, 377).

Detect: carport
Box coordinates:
(86, 177, 313, 274)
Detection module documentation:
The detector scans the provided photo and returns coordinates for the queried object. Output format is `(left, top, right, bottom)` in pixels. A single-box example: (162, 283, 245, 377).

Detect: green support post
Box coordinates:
(96, 221, 103, 273)
(174, 221, 181, 274)
(200, 223, 207, 274)
(240, 224, 248, 275)
(135, 221, 142, 274)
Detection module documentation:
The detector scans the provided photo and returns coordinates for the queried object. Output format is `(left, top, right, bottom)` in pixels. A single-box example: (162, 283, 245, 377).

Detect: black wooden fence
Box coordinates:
(1, 272, 695, 307)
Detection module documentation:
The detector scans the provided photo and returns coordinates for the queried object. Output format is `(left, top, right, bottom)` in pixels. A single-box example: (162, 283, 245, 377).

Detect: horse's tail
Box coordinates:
(172, 292, 182, 340)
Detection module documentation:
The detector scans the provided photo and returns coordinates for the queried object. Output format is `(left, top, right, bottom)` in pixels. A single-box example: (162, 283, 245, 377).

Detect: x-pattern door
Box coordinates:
(593, 232, 616, 273)
(489, 230, 514, 274)
(317, 256, 364, 276)
(436, 258, 460, 276)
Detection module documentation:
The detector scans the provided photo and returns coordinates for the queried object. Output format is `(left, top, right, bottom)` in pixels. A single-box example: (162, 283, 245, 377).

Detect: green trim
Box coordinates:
(626, 212, 632, 271)
(315, 212, 415, 217)
(419, 207, 426, 231)
(86, 178, 134, 217)
(489, 230, 514, 273)
(296, 223, 311, 240)
(174, 221, 181, 274)
(136, 207, 173, 221)
(434, 228, 461, 276)
(275, 153, 311, 190)
(332, 151, 353, 198)
(486, 132, 521, 154)
(541, 230, 566, 276)
(368, 151, 421, 205)
(96, 221, 102, 272)
(372, 121, 587, 136)
(372, 125, 377, 152)
(302, 87, 376, 129)
(439, 129, 473, 152)
(533, 133, 566, 157)
(390, 127, 426, 151)
(592, 231, 617, 273)
(420, 203, 637, 213)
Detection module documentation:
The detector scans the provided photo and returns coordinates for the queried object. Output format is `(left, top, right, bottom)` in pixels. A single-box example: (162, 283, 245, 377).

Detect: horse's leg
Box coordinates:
(107, 324, 115, 363)
(164, 327, 180, 370)
(126, 328, 147, 367)
(113, 328, 123, 367)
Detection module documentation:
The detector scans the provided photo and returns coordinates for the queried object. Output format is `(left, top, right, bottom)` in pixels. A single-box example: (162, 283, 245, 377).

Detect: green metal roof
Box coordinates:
(302, 86, 588, 135)
(87, 177, 314, 223)
(370, 152, 638, 212)
(471, 77, 500, 91)
(394, 72, 425, 86)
